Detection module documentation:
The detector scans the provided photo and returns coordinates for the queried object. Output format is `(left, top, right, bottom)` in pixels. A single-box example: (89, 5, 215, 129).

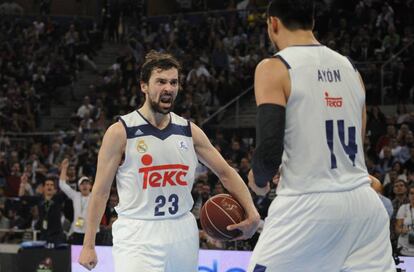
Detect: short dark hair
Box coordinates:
(267, 0, 314, 31)
(140, 50, 181, 84)
(43, 179, 56, 186)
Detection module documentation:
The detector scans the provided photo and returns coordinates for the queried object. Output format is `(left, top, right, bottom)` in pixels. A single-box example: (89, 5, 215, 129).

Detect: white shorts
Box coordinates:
(112, 212, 199, 272)
(248, 185, 395, 272)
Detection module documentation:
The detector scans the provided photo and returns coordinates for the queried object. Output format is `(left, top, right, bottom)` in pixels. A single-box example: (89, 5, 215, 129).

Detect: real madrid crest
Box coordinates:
(137, 140, 148, 153)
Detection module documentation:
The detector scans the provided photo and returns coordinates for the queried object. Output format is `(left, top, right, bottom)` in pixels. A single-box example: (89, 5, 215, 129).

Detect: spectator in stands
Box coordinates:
(59, 159, 96, 245)
(377, 125, 397, 153)
(21, 179, 66, 245)
(0, 208, 10, 242)
(407, 170, 414, 187)
(77, 96, 95, 119)
(46, 142, 64, 170)
(404, 147, 414, 173)
(391, 179, 409, 244)
(15, 204, 41, 242)
(238, 157, 250, 184)
(384, 169, 399, 198)
(212, 182, 226, 195)
(227, 139, 246, 165)
(383, 24, 400, 54)
(371, 176, 393, 218)
(5, 162, 21, 197)
(395, 185, 414, 256)
(0, 187, 5, 209)
(103, 192, 118, 226)
(7, 207, 24, 233)
(378, 146, 396, 175)
(186, 60, 211, 83)
(383, 161, 407, 186)
(380, 138, 402, 162)
(397, 131, 413, 163)
(18, 173, 34, 196)
(191, 180, 210, 228)
(65, 163, 78, 190)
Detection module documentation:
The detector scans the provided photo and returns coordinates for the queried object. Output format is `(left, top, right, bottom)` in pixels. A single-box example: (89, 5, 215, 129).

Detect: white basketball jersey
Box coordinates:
(276, 45, 370, 195)
(115, 111, 198, 219)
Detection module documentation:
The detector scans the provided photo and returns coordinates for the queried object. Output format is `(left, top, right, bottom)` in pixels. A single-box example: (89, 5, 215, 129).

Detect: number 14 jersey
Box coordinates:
(276, 45, 370, 196)
(115, 111, 198, 219)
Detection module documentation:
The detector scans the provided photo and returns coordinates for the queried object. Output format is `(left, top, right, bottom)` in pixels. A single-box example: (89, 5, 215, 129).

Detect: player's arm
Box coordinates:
(249, 58, 289, 194)
(191, 123, 260, 239)
(357, 73, 367, 141)
(79, 122, 126, 270)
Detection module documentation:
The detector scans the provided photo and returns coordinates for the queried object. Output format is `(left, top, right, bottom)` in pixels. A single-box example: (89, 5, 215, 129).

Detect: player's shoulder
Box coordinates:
(255, 57, 290, 84)
(256, 57, 288, 70)
(170, 112, 190, 126)
(256, 57, 289, 78)
(118, 110, 144, 127)
(105, 121, 127, 141)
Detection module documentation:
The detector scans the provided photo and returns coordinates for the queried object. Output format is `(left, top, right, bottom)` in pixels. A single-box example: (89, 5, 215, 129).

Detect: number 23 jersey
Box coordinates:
(115, 111, 198, 219)
(276, 45, 370, 196)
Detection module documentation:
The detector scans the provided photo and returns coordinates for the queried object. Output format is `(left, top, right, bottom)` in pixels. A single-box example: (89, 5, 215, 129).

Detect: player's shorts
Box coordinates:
(248, 184, 395, 272)
(112, 212, 199, 272)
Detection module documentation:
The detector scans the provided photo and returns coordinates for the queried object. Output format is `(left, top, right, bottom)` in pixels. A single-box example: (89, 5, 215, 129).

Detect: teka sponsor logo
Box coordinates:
(324, 91, 343, 108)
(139, 154, 189, 189)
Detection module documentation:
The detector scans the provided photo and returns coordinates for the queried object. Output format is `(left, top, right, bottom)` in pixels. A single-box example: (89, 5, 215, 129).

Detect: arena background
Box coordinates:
(0, 0, 413, 271)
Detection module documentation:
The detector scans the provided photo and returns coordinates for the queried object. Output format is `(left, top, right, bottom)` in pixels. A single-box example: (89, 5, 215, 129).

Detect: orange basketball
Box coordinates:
(200, 194, 245, 240)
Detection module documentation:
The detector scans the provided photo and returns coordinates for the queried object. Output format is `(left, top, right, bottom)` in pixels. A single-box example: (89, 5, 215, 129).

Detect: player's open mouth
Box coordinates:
(160, 95, 173, 105)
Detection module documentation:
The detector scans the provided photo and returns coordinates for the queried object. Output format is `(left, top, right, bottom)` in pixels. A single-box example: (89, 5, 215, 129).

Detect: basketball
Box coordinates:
(200, 193, 246, 240)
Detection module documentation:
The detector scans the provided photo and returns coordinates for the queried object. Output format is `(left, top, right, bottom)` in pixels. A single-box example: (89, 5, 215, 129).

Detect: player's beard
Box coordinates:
(149, 93, 175, 114)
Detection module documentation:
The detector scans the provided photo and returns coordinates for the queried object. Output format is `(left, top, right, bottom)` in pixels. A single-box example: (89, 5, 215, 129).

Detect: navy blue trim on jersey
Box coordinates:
(118, 117, 128, 130)
(274, 55, 291, 69)
(346, 56, 358, 71)
(253, 264, 267, 272)
(187, 120, 192, 137)
(125, 123, 191, 140)
(290, 44, 324, 47)
(136, 110, 173, 131)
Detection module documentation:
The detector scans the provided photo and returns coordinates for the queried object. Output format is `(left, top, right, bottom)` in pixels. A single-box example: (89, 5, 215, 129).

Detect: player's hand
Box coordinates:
(78, 247, 98, 271)
(227, 212, 261, 241)
(248, 170, 270, 196)
(272, 171, 280, 186)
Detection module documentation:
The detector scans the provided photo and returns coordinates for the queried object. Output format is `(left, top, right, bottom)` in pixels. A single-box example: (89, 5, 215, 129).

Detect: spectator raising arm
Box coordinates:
(59, 159, 77, 200)
(18, 173, 34, 197)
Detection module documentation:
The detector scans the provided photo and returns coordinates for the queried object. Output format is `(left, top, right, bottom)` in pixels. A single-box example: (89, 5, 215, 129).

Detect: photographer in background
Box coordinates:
(395, 185, 414, 256)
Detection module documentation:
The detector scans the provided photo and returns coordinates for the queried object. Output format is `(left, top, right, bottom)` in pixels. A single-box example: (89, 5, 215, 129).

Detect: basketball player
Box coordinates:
(246, 0, 395, 271)
(78, 51, 260, 271)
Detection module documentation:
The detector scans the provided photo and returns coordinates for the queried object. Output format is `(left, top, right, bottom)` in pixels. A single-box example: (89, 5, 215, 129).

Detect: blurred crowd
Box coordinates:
(0, 16, 102, 133)
(1, 0, 414, 255)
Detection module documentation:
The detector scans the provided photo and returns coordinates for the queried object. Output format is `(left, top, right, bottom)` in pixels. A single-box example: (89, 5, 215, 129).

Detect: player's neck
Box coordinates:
(138, 104, 171, 129)
(277, 31, 319, 51)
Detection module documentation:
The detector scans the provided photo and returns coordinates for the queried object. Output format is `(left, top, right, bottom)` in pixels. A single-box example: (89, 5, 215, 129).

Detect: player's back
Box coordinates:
(276, 45, 370, 195)
(115, 111, 198, 219)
